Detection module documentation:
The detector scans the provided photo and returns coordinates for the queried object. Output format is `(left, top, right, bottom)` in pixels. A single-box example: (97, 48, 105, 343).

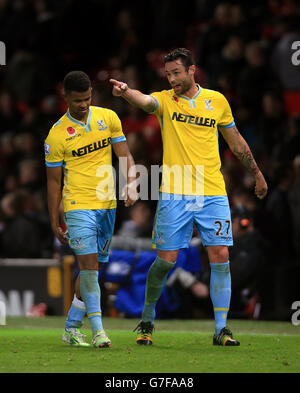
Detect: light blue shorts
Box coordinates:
(64, 209, 116, 262)
(152, 193, 233, 250)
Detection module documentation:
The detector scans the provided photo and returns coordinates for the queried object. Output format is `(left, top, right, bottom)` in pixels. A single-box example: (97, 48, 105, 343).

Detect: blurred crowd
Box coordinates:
(0, 0, 299, 309)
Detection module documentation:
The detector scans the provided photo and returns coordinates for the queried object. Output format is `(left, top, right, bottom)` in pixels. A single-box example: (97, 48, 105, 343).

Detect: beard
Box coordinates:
(178, 78, 193, 95)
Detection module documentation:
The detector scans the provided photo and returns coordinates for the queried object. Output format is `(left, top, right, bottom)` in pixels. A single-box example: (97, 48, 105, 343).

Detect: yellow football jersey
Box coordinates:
(150, 85, 235, 196)
(45, 106, 126, 212)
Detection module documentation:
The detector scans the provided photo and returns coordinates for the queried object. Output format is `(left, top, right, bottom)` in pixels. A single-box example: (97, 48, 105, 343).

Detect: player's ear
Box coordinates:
(188, 65, 196, 76)
(63, 90, 72, 104)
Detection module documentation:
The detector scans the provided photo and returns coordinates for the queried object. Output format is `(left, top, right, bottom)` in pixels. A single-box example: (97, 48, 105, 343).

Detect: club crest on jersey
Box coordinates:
(97, 120, 108, 131)
(44, 142, 50, 155)
(204, 99, 213, 110)
(156, 231, 165, 245)
(173, 95, 179, 103)
(67, 126, 77, 136)
(73, 237, 85, 250)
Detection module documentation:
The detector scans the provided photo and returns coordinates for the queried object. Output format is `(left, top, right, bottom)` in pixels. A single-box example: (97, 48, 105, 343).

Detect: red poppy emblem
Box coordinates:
(173, 96, 179, 103)
(67, 127, 76, 135)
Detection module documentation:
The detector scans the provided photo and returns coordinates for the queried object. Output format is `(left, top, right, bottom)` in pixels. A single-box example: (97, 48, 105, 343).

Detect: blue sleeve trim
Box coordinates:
(150, 95, 159, 113)
(53, 120, 62, 128)
(111, 136, 126, 144)
(45, 160, 63, 167)
(219, 121, 235, 128)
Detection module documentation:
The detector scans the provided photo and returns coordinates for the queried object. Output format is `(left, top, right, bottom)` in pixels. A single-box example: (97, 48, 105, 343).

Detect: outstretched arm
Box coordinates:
(109, 79, 157, 113)
(219, 125, 268, 199)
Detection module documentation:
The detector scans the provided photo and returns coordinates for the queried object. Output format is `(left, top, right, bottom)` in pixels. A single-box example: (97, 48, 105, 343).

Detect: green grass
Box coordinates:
(0, 317, 300, 373)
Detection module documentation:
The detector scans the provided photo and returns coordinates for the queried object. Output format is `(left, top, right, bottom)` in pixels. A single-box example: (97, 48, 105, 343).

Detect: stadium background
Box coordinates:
(0, 0, 299, 322)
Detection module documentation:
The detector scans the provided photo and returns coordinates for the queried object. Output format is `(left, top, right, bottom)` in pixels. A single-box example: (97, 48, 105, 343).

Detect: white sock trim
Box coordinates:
(72, 295, 86, 311)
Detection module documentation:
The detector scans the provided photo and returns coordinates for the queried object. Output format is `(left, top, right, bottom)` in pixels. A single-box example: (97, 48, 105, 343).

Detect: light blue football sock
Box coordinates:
(210, 261, 231, 335)
(80, 270, 103, 334)
(65, 295, 86, 329)
(142, 256, 175, 324)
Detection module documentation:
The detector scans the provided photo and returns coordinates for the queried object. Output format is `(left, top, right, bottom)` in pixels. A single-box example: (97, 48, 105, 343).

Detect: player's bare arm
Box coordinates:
(219, 125, 268, 199)
(112, 140, 138, 207)
(46, 166, 68, 244)
(109, 79, 157, 113)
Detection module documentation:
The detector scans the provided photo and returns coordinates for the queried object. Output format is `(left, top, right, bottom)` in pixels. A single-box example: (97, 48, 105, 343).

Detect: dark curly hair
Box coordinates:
(63, 71, 91, 94)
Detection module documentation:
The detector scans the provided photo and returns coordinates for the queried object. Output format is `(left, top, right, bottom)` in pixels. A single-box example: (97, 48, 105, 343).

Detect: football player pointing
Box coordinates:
(110, 48, 267, 346)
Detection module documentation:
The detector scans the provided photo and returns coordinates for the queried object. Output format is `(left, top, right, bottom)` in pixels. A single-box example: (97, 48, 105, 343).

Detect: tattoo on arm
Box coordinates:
(231, 127, 259, 176)
(233, 147, 259, 175)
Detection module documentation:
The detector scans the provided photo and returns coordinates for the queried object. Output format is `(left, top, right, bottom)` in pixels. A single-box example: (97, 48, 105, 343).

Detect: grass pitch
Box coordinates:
(0, 317, 300, 373)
